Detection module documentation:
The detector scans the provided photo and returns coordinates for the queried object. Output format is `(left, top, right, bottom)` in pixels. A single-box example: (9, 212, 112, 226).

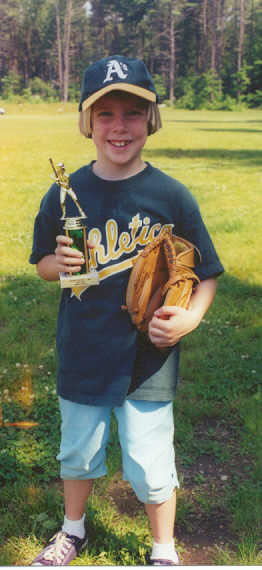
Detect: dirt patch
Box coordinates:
(107, 475, 143, 518)
(175, 496, 236, 565)
(106, 468, 236, 565)
(104, 415, 251, 565)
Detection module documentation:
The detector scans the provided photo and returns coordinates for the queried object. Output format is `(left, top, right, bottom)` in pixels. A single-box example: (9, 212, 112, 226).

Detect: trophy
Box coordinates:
(49, 158, 99, 291)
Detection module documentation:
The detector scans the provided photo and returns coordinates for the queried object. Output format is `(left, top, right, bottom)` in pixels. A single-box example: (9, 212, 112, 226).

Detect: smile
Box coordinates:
(109, 140, 131, 148)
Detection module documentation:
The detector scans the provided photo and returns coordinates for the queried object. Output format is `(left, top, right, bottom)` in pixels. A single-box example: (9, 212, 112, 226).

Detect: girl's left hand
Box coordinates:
(148, 305, 201, 348)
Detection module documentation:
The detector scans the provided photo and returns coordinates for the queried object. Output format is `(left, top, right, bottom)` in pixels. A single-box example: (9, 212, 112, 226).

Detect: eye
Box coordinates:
(97, 111, 112, 117)
(126, 109, 144, 117)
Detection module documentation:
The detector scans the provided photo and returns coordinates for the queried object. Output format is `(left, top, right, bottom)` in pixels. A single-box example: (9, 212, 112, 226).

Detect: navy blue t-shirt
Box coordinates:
(30, 162, 224, 405)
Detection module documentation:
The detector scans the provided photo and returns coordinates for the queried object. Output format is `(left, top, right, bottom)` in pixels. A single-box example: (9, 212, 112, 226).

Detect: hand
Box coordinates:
(148, 305, 201, 349)
(55, 235, 94, 274)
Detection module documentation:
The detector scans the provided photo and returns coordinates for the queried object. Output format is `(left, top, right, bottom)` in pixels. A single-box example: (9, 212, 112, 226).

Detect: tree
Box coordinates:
(1, 0, 262, 106)
(169, 1, 176, 103)
(237, 0, 246, 99)
(55, 0, 72, 102)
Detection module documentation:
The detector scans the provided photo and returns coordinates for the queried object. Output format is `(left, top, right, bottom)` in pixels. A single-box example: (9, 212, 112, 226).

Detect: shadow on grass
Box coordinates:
(0, 271, 261, 563)
(0, 495, 149, 566)
(164, 118, 262, 124)
(0, 273, 61, 487)
(179, 272, 261, 402)
(197, 128, 262, 133)
(144, 147, 262, 166)
(83, 499, 149, 565)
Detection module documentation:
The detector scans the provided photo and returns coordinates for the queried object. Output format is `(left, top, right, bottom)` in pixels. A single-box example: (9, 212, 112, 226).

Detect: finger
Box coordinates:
(57, 235, 95, 248)
(148, 326, 168, 343)
(150, 333, 180, 348)
(55, 244, 84, 258)
(149, 321, 180, 344)
(149, 327, 166, 340)
(149, 317, 172, 334)
(151, 334, 172, 346)
(58, 263, 83, 274)
(150, 335, 173, 348)
(149, 333, 165, 347)
(56, 234, 73, 246)
(154, 305, 183, 318)
(58, 255, 85, 267)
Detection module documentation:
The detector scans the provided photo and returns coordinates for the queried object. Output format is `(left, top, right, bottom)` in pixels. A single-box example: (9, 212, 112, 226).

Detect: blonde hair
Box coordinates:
(79, 101, 162, 139)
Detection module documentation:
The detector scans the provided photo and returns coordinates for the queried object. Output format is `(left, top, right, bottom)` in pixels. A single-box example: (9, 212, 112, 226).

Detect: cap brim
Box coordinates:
(82, 82, 156, 110)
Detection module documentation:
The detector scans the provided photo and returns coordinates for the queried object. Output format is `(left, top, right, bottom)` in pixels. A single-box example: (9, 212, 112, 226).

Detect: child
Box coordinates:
(30, 55, 224, 566)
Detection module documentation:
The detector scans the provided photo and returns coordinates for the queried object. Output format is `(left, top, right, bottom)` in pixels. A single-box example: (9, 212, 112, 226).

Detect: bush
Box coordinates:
(0, 74, 58, 102)
(175, 85, 196, 110)
(173, 71, 252, 110)
(246, 90, 262, 108)
(152, 74, 167, 101)
(29, 77, 58, 101)
(174, 72, 223, 110)
(0, 71, 22, 99)
(68, 84, 81, 102)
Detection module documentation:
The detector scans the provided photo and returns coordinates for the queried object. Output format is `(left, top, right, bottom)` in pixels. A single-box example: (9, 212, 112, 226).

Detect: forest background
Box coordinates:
(1, 0, 262, 110)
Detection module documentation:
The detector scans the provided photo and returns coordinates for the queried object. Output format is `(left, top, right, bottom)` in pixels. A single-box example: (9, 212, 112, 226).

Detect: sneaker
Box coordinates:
(151, 559, 180, 566)
(31, 530, 88, 566)
(150, 550, 180, 566)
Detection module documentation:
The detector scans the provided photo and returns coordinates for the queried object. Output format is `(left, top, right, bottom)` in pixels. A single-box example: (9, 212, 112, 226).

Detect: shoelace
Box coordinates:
(42, 532, 73, 563)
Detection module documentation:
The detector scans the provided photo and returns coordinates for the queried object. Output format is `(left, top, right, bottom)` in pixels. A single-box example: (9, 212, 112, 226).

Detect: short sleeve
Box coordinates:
(175, 187, 224, 281)
(29, 184, 62, 265)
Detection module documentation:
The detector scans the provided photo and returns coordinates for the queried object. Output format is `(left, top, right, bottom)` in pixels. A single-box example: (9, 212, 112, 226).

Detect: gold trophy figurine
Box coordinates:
(49, 158, 99, 293)
(50, 160, 86, 221)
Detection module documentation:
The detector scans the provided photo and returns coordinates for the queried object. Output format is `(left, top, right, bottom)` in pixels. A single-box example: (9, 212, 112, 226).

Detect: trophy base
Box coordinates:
(60, 270, 99, 289)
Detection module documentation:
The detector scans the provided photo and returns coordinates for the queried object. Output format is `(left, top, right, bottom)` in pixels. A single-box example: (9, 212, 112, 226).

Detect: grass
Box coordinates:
(0, 102, 262, 565)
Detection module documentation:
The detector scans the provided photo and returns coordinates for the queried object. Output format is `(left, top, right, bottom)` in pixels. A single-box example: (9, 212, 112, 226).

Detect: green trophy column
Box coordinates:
(64, 218, 89, 276)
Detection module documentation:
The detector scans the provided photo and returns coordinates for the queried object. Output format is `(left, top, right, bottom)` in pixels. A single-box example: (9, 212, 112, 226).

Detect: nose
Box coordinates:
(111, 113, 127, 131)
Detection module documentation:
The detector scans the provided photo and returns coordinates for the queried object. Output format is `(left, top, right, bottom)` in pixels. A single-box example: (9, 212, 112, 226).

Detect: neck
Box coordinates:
(92, 159, 147, 181)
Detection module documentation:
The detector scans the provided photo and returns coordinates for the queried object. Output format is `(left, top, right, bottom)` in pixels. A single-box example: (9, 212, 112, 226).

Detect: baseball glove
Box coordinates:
(124, 229, 201, 332)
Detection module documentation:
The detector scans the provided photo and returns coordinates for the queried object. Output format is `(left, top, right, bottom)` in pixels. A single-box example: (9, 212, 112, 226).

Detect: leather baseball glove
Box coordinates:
(124, 229, 201, 332)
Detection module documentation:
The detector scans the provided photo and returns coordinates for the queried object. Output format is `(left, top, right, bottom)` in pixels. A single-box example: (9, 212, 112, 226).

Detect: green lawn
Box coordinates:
(0, 103, 261, 565)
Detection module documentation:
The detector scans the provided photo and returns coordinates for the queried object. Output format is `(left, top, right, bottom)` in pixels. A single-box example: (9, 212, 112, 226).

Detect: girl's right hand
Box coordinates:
(55, 235, 85, 274)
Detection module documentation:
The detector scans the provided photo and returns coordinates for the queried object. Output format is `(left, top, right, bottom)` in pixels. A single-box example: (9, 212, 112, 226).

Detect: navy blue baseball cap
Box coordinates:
(79, 55, 159, 111)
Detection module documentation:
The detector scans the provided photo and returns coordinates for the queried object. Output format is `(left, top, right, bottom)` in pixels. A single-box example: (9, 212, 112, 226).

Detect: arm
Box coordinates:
(148, 277, 217, 348)
(37, 235, 85, 281)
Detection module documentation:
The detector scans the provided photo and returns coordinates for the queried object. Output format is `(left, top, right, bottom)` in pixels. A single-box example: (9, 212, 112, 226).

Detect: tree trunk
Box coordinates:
(169, 0, 175, 104)
(10, 24, 19, 75)
(63, 0, 72, 103)
(55, 2, 63, 99)
(24, 29, 31, 87)
(237, 0, 245, 100)
(211, 0, 218, 73)
(199, 0, 208, 72)
(238, 0, 245, 72)
(217, 0, 225, 81)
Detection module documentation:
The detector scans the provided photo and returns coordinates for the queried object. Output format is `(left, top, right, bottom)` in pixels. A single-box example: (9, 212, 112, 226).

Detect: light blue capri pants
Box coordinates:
(57, 398, 179, 504)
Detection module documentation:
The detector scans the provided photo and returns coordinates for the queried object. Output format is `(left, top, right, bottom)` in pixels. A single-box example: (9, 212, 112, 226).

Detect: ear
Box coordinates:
(79, 109, 92, 138)
(147, 103, 162, 136)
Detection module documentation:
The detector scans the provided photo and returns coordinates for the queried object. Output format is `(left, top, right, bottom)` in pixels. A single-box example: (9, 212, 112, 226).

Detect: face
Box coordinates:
(91, 93, 148, 177)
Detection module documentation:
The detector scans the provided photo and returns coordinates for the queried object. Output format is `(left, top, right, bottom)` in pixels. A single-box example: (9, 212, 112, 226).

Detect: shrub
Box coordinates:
(246, 90, 262, 108)
(0, 74, 58, 102)
(174, 72, 223, 110)
(0, 71, 22, 99)
(68, 84, 81, 102)
(29, 77, 58, 101)
(152, 74, 167, 101)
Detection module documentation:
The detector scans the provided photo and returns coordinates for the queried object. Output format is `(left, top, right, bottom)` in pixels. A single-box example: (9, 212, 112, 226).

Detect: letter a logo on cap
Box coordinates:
(103, 59, 128, 83)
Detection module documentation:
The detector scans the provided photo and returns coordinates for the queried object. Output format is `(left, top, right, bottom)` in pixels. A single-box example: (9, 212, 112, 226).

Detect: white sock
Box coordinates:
(62, 513, 86, 540)
(151, 539, 179, 564)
